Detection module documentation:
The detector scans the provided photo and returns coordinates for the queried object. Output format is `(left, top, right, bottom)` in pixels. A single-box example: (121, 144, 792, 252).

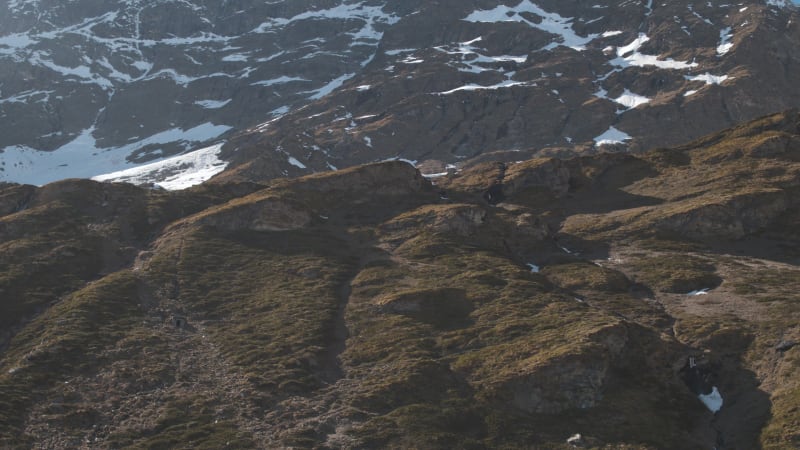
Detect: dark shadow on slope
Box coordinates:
(705, 235, 800, 267)
(549, 233, 612, 262)
(322, 245, 391, 384)
(680, 332, 773, 450)
(561, 189, 664, 216)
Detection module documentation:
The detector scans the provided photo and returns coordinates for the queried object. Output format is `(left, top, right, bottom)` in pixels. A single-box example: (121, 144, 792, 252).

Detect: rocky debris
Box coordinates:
(656, 189, 788, 239)
(507, 354, 611, 414)
(382, 203, 488, 237)
(194, 196, 312, 232)
(427, 204, 488, 236)
(0, 184, 35, 217)
(503, 323, 629, 414)
(375, 288, 472, 326)
(502, 207, 552, 243)
(502, 158, 572, 198)
(776, 340, 797, 352)
(737, 132, 800, 161)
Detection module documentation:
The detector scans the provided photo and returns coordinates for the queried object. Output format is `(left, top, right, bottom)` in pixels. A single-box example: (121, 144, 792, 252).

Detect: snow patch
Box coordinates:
(463, 0, 598, 51)
(527, 263, 541, 273)
(687, 288, 711, 296)
(435, 38, 527, 74)
(717, 27, 734, 55)
(92, 143, 228, 190)
(194, 99, 231, 109)
(686, 73, 730, 85)
(1, 123, 231, 186)
(594, 126, 632, 146)
(251, 76, 309, 86)
(610, 33, 698, 70)
(613, 89, 651, 110)
(699, 386, 723, 413)
(287, 156, 307, 169)
(309, 73, 355, 100)
(385, 48, 417, 56)
(438, 79, 527, 95)
(382, 157, 418, 166)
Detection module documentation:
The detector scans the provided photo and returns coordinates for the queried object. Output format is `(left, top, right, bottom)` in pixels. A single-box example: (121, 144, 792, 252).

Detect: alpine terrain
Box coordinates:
(1, 0, 800, 449)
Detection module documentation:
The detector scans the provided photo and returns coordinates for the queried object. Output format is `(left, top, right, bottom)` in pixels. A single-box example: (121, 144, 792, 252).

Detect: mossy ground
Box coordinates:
(1, 111, 800, 448)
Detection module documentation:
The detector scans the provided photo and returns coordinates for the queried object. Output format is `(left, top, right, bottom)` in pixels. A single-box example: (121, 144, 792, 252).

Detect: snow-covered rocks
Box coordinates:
(92, 143, 228, 190)
(0, 0, 401, 185)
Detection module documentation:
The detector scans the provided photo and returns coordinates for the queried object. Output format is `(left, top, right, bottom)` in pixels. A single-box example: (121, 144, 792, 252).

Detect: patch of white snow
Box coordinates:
(610, 33, 698, 70)
(92, 143, 228, 190)
(463, 0, 598, 51)
(594, 126, 632, 146)
(194, 99, 231, 109)
(613, 89, 651, 109)
(687, 288, 711, 296)
(686, 73, 730, 85)
(717, 27, 734, 55)
(287, 156, 307, 169)
(699, 386, 723, 413)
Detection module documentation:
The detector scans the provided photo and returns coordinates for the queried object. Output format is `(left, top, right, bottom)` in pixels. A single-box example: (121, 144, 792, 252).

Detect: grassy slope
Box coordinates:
(0, 112, 798, 448)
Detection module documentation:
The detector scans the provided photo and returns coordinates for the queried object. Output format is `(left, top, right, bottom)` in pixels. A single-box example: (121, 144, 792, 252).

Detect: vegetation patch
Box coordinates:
(628, 254, 722, 293)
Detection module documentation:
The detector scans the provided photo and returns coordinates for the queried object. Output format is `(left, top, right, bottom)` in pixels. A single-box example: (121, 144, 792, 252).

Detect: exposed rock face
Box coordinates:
(3, 0, 800, 187)
(218, 0, 800, 184)
(195, 196, 313, 232)
(0, 184, 34, 216)
(657, 189, 789, 239)
(509, 355, 611, 414)
(376, 288, 473, 326)
(0, 0, 408, 183)
(504, 323, 629, 414)
(279, 160, 429, 199)
(381, 204, 488, 236)
(503, 158, 572, 198)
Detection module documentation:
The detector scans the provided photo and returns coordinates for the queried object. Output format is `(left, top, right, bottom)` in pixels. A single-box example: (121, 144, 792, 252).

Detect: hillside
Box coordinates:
(1, 110, 798, 449)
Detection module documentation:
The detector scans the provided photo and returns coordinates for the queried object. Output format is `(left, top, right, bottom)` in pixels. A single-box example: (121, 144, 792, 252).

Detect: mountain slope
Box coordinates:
(1, 110, 799, 448)
(217, 0, 800, 184)
(0, 0, 409, 184)
(1, 0, 799, 187)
